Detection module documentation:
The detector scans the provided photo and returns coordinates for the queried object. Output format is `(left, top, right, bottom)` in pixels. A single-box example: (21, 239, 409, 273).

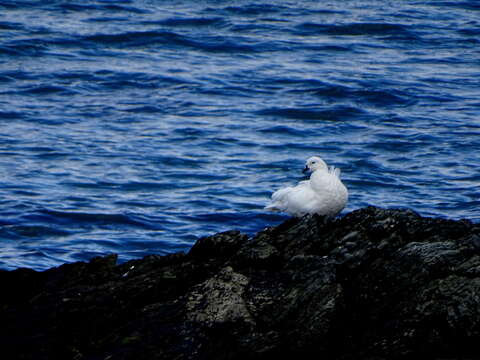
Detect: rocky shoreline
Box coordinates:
(1, 206, 479, 360)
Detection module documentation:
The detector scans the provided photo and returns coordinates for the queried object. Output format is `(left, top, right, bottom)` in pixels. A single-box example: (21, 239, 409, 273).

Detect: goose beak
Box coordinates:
(302, 165, 309, 174)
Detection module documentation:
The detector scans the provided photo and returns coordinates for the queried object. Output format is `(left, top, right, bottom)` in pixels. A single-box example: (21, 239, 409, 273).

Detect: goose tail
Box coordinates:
(329, 165, 341, 178)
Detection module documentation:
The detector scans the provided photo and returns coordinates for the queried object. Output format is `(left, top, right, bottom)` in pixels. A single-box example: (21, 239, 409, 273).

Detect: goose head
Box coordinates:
(302, 156, 328, 174)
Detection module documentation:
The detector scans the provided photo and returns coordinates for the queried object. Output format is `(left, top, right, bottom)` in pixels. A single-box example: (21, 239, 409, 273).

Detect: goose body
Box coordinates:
(265, 156, 348, 217)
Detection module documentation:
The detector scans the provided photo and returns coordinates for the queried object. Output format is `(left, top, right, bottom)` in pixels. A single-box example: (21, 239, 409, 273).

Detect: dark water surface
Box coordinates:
(0, 0, 478, 270)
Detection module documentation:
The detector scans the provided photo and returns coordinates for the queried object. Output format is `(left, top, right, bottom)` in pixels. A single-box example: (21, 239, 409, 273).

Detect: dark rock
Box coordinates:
(188, 230, 248, 260)
(0, 206, 479, 360)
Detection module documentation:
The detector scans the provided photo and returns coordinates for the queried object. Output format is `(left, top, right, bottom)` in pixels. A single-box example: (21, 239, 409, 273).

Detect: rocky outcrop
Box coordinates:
(1, 206, 479, 360)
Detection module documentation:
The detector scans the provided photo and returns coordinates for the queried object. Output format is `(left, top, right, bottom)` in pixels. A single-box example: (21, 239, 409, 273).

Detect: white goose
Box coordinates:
(265, 156, 348, 217)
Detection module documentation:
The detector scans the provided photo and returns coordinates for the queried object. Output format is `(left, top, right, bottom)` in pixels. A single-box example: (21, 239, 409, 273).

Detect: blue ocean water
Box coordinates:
(0, 0, 478, 270)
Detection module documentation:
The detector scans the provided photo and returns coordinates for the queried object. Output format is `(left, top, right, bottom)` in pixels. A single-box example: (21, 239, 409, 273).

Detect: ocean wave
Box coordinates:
(148, 17, 227, 28)
(82, 30, 263, 53)
(57, 3, 148, 14)
(257, 105, 366, 121)
(0, 224, 70, 239)
(294, 22, 418, 39)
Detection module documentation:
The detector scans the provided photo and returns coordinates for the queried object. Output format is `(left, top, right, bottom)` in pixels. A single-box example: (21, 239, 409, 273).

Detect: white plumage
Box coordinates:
(265, 156, 348, 217)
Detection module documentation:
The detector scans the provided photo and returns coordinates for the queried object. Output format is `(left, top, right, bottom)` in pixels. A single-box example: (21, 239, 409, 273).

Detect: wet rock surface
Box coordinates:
(1, 206, 479, 360)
